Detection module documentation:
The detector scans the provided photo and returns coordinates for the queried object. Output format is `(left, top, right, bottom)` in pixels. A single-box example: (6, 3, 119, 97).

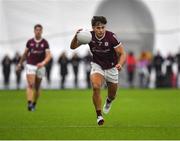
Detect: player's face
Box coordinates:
(34, 27, 42, 39)
(93, 24, 106, 38)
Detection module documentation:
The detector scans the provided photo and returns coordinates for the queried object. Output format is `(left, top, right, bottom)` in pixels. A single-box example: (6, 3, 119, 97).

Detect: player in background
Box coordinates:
(17, 24, 52, 111)
(70, 16, 126, 125)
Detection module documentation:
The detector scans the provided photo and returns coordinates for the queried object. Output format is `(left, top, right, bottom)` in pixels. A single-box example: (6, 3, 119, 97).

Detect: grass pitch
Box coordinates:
(0, 89, 180, 139)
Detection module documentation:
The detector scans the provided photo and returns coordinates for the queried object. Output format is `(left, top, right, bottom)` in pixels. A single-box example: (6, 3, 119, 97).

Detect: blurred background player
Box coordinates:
(137, 51, 149, 88)
(126, 51, 136, 88)
(16, 24, 52, 111)
(175, 50, 180, 87)
(12, 52, 23, 89)
(83, 51, 92, 89)
(1, 54, 12, 89)
(58, 52, 69, 89)
(45, 57, 53, 85)
(70, 53, 81, 88)
(70, 16, 126, 125)
(152, 51, 164, 88)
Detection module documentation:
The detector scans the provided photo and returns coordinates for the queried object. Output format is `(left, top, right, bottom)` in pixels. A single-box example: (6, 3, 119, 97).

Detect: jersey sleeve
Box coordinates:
(44, 40, 50, 51)
(26, 40, 30, 49)
(111, 33, 122, 48)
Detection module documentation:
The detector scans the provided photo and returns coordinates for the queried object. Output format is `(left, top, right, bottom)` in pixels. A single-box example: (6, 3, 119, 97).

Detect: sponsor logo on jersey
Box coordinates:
(36, 43, 39, 48)
(30, 43, 34, 47)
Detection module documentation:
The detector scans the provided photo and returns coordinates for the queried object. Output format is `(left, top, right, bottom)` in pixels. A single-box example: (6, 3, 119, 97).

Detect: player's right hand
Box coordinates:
(36, 61, 46, 68)
(115, 63, 123, 71)
(75, 29, 83, 36)
(77, 29, 83, 33)
(74, 29, 83, 46)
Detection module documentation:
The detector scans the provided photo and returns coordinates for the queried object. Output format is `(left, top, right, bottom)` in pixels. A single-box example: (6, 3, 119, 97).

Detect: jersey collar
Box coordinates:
(34, 37, 43, 43)
(95, 31, 106, 41)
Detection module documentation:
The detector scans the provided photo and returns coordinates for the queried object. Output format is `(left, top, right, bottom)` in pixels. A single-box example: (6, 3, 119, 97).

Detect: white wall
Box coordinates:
(0, 0, 180, 88)
(0, 0, 103, 88)
(143, 0, 180, 56)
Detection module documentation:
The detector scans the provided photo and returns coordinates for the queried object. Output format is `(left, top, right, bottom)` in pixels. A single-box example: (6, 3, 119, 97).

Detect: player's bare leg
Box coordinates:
(103, 82, 118, 114)
(26, 74, 36, 111)
(90, 73, 105, 125)
(32, 76, 42, 110)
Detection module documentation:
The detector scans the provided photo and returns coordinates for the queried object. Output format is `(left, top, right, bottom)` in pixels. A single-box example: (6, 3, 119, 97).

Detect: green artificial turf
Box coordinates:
(0, 89, 180, 139)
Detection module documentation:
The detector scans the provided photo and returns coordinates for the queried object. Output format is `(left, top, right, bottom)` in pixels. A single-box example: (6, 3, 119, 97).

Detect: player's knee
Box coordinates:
(92, 84, 101, 91)
(27, 83, 34, 89)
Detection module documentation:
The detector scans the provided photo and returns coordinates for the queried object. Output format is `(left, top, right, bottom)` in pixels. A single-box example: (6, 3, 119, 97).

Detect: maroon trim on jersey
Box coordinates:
(114, 42, 122, 48)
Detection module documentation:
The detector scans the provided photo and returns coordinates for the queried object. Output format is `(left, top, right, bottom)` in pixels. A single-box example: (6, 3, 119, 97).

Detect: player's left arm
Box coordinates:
(37, 49, 52, 68)
(114, 43, 126, 71)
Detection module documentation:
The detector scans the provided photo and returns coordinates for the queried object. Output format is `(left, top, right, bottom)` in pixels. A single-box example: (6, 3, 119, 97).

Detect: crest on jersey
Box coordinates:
(105, 42, 109, 46)
(41, 44, 44, 48)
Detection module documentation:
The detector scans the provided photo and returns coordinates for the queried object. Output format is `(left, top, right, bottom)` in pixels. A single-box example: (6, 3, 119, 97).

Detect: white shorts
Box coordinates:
(90, 62, 119, 84)
(25, 64, 46, 78)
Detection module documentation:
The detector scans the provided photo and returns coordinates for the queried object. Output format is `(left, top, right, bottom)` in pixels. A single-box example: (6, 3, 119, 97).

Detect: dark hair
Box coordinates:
(34, 24, 43, 30)
(91, 16, 107, 26)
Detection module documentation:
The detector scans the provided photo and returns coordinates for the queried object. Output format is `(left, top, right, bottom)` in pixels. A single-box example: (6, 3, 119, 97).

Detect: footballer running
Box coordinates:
(70, 16, 126, 125)
(17, 24, 52, 111)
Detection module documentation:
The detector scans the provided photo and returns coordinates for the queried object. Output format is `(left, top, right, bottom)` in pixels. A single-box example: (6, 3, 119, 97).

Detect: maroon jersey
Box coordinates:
(26, 38, 49, 65)
(89, 31, 122, 69)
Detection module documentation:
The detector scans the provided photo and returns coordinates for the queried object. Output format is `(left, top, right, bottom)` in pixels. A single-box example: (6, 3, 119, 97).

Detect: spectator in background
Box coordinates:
(164, 54, 175, 87)
(145, 51, 153, 88)
(126, 51, 136, 88)
(45, 57, 53, 84)
(58, 52, 69, 89)
(175, 50, 180, 88)
(137, 51, 149, 88)
(152, 51, 164, 88)
(1, 55, 12, 89)
(83, 51, 92, 89)
(70, 53, 81, 88)
(12, 52, 23, 89)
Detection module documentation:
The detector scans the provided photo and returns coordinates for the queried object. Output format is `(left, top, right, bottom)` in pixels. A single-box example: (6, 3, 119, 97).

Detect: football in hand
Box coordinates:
(77, 30, 92, 44)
